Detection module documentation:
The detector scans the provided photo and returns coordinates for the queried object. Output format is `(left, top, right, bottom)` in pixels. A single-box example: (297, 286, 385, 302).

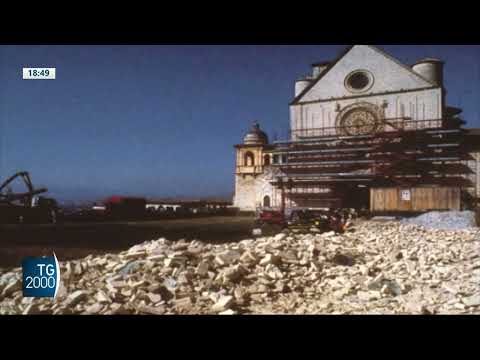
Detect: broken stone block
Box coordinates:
(137, 305, 166, 315)
(74, 262, 83, 276)
(219, 309, 236, 315)
(384, 280, 402, 297)
(145, 293, 162, 304)
(111, 304, 132, 315)
(2, 279, 21, 297)
(299, 258, 309, 266)
(272, 281, 288, 294)
(84, 303, 104, 314)
(233, 287, 248, 303)
(221, 264, 249, 283)
(55, 282, 68, 299)
(280, 250, 298, 263)
(333, 288, 350, 299)
(174, 297, 193, 310)
(147, 254, 165, 262)
(366, 273, 385, 290)
(270, 242, 284, 250)
(120, 288, 133, 298)
(331, 253, 355, 267)
(240, 251, 259, 266)
(274, 233, 287, 242)
(154, 285, 174, 301)
(259, 254, 281, 266)
(123, 251, 147, 260)
(163, 277, 177, 291)
(215, 250, 241, 266)
(264, 265, 284, 280)
(130, 279, 149, 289)
(95, 290, 111, 304)
(322, 231, 336, 237)
(105, 284, 118, 295)
(195, 261, 210, 277)
(172, 242, 189, 251)
(185, 247, 204, 258)
(357, 291, 380, 302)
(208, 292, 221, 303)
(22, 304, 40, 315)
(95, 258, 108, 266)
(108, 279, 127, 289)
(118, 261, 142, 275)
(164, 256, 187, 268)
(66, 290, 88, 307)
(462, 293, 480, 308)
(177, 272, 193, 285)
(212, 295, 234, 312)
(248, 284, 269, 294)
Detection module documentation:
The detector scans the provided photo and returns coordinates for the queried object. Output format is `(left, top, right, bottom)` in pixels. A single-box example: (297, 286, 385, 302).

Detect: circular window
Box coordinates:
(345, 70, 374, 93)
(335, 102, 385, 136)
(340, 108, 379, 136)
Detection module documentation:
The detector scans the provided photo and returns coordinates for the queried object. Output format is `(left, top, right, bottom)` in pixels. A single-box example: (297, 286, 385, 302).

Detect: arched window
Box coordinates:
(264, 154, 270, 166)
(263, 195, 271, 208)
(244, 151, 255, 166)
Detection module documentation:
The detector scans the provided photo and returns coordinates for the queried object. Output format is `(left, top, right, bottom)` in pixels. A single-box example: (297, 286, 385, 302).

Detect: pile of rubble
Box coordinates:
(402, 211, 478, 230)
(0, 220, 479, 315)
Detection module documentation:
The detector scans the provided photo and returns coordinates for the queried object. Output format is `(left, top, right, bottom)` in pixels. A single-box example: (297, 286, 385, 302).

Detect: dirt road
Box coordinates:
(0, 216, 254, 269)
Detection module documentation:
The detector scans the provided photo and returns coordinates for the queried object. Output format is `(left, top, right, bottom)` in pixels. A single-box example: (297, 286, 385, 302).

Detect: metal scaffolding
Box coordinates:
(267, 117, 478, 209)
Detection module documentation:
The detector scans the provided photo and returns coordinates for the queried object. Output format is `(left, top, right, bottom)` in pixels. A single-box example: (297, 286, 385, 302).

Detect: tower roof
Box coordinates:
(243, 121, 268, 145)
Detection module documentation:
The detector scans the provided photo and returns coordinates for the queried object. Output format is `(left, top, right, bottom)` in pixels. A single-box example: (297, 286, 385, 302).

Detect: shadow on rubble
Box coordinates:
(0, 216, 255, 269)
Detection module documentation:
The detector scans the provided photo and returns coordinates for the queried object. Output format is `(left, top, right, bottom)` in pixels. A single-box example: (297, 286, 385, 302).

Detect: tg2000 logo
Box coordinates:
(22, 254, 60, 298)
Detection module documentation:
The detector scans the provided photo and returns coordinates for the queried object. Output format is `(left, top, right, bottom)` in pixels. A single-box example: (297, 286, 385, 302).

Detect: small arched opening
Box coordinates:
(244, 151, 255, 166)
(264, 154, 270, 166)
(263, 195, 271, 208)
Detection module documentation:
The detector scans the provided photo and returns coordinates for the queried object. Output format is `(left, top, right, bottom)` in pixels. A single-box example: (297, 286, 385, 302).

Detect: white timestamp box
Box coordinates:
(23, 68, 56, 80)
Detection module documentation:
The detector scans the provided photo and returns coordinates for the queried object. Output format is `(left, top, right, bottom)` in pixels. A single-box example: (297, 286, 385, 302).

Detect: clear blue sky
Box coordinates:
(0, 45, 479, 202)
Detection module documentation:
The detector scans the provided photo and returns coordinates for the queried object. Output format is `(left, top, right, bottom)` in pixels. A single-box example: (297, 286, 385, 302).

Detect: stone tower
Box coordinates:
(233, 122, 272, 211)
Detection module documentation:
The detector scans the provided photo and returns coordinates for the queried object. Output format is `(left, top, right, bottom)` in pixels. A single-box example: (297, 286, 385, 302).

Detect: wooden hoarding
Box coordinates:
(370, 187, 461, 212)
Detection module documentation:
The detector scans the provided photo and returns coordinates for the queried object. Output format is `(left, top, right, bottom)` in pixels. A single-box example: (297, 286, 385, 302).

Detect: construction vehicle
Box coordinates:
(255, 209, 286, 227)
(253, 207, 350, 236)
(252, 209, 286, 235)
(288, 208, 349, 233)
(0, 171, 60, 224)
(103, 196, 146, 221)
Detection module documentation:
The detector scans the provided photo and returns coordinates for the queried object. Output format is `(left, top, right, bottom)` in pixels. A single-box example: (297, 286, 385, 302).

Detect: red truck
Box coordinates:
(104, 196, 147, 221)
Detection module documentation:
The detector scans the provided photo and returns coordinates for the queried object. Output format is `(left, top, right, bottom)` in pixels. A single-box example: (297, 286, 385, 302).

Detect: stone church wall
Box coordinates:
(233, 167, 282, 211)
(290, 88, 443, 138)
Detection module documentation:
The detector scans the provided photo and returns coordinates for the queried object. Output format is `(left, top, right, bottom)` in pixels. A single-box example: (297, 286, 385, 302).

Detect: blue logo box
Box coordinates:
(22, 255, 60, 298)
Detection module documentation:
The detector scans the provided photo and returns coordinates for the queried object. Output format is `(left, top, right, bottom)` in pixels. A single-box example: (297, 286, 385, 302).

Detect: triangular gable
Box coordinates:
(291, 45, 436, 105)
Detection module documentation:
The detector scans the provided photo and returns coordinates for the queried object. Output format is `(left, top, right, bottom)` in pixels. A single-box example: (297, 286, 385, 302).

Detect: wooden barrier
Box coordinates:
(370, 187, 461, 212)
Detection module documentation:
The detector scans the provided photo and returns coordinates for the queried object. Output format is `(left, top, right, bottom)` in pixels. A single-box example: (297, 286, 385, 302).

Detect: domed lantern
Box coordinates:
(243, 121, 269, 145)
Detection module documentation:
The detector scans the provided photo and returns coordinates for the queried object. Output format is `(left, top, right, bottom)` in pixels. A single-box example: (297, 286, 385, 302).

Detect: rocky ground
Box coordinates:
(0, 219, 479, 315)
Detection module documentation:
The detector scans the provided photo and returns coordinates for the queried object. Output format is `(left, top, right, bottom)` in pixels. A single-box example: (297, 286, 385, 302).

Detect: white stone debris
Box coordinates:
(212, 295, 234, 312)
(0, 219, 478, 315)
(402, 211, 477, 230)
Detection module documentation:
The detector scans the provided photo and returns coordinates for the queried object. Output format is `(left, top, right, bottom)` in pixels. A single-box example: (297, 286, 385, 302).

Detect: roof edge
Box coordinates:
(290, 45, 438, 105)
(290, 45, 355, 105)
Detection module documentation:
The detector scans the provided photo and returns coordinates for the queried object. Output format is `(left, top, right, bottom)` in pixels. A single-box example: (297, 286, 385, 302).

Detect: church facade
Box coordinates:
(233, 45, 480, 212)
